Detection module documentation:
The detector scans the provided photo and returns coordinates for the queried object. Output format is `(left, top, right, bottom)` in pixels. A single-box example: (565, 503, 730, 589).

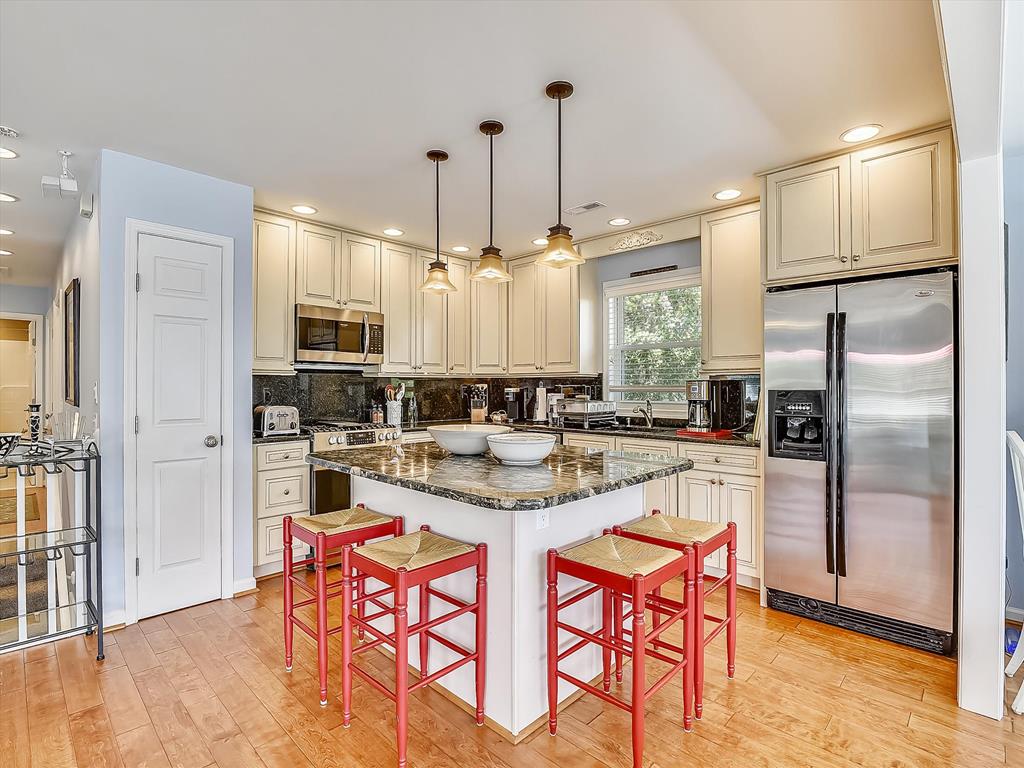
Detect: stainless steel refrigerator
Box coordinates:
(763, 270, 955, 654)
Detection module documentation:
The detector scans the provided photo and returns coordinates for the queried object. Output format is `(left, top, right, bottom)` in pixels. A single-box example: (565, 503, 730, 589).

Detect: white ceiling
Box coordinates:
(0, 0, 949, 287)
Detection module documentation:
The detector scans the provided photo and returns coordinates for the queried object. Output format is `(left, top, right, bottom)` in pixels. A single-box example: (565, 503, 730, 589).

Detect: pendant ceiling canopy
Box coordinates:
(536, 80, 584, 269)
(419, 149, 458, 294)
(470, 120, 513, 284)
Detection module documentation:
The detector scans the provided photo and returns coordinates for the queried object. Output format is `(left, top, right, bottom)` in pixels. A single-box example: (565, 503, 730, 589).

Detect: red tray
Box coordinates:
(675, 428, 734, 439)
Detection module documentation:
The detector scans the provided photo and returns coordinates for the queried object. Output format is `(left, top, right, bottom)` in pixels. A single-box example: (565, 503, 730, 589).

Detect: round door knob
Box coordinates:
(204, 435, 219, 448)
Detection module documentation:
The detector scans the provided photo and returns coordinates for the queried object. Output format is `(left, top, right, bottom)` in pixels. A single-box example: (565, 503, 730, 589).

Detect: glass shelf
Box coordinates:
(0, 601, 98, 651)
(0, 526, 97, 557)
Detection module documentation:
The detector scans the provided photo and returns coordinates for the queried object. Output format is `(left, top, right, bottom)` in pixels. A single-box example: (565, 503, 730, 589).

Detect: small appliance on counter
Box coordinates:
(253, 405, 300, 437)
(682, 379, 747, 435)
(554, 399, 617, 429)
(685, 381, 713, 432)
(532, 384, 548, 422)
(463, 384, 489, 424)
(504, 387, 528, 422)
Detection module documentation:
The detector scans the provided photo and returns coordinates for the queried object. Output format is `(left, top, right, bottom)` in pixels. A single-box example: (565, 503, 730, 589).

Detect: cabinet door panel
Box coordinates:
(721, 474, 759, 575)
(297, 223, 341, 307)
(563, 434, 617, 454)
(850, 128, 954, 269)
(416, 252, 448, 374)
(381, 242, 416, 373)
(508, 259, 540, 373)
(256, 512, 308, 566)
(341, 233, 381, 311)
(617, 438, 678, 516)
(542, 264, 579, 372)
(446, 259, 472, 375)
(678, 470, 721, 568)
(252, 214, 295, 373)
(766, 156, 851, 282)
(471, 265, 508, 375)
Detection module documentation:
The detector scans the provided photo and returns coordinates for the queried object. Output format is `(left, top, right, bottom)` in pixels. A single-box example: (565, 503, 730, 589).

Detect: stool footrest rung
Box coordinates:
(646, 656, 687, 701)
(557, 637, 590, 663)
(557, 584, 602, 612)
(556, 621, 621, 655)
(557, 671, 631, 713)
(426, 585, 469, 610)
(704, 616, 731, 646)
(425, 629, 472, 659)
(409, 653, 477, 693)
(704, 574, 730, 598)
(353, 583, 393, 607)
(350, 662, 397, 702)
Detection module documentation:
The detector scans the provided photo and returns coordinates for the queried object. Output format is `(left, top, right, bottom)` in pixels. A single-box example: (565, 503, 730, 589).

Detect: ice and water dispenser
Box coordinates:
(768, 390, 826, 461)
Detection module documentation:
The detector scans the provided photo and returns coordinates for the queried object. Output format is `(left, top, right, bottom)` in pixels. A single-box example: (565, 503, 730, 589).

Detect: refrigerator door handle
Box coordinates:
(825, 312, 836, 575)
(835, 311, 848, 578)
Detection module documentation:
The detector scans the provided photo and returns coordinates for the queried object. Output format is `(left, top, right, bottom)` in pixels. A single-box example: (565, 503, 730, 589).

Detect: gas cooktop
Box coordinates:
(302, 421, 400, 434)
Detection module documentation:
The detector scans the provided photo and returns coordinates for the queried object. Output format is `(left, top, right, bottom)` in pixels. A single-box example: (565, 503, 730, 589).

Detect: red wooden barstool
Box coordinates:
(547, 533, 695, 768)
(283, 505, 404, 705)
(613, 511, 737, 719)
(341, 525, 487, 768)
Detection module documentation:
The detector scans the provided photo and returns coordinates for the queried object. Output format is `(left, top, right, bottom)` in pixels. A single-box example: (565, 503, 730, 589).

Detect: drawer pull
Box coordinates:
(283, 489, 290, 496)
(714, 457, 721, 463)
(281, 454, 291, 459)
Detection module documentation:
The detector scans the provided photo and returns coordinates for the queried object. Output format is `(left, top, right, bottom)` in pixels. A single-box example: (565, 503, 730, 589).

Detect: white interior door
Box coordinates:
(136, 232, 224, 618)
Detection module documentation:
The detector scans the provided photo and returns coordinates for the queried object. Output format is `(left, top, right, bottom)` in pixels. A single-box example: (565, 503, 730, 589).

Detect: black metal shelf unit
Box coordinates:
(0, 444, 104, 660)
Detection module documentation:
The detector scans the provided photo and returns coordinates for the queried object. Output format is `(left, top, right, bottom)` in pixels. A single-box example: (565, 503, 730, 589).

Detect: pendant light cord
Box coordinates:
(489, 134, 494, 247)
(435, 156, 442, 264)
(556, 95, 562, 227)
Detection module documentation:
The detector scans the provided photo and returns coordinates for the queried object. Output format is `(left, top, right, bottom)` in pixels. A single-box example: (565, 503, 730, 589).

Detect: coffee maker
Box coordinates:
(686, 379, 747, 432)
(504, 387, 528, 422)
(686, 380, 713, 432)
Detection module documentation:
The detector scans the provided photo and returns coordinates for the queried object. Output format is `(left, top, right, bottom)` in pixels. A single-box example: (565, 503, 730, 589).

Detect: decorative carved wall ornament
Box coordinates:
(609, 230, 663, 252)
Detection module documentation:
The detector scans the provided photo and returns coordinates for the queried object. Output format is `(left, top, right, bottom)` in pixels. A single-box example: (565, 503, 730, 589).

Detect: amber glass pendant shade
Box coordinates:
(470, 246, 512, 283)
(537, 81, 584, 269)
(420, 259, 458, 293)
(419, 149, 456, 294)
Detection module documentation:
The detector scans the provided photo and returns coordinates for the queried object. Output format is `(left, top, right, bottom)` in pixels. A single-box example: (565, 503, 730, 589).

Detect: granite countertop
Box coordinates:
(252, 432, 312, 445)
(306, 443, 694, 511)
(403, 419, 759, 449)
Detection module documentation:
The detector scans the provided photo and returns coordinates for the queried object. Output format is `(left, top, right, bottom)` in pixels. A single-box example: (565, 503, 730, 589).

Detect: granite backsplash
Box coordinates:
(253, 372, 603, 426)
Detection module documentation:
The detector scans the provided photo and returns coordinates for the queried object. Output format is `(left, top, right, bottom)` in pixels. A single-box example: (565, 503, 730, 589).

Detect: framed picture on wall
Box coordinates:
(64, 277, 80, 406)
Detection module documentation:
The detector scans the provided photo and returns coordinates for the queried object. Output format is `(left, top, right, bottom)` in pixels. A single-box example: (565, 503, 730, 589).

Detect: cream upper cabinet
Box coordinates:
(765, 155, 851, 283)
(615, 437, 678, 516)
(415, 251, 448, 375)
(381, 241, 417, 373)
(700, 203, 762, 373)
(508, 257, 580, 374)
(252, 213, 296, 374)
(340, 233, 381, 311)
(471, 262, 508, 375)
(446, 258, 472, 375)
(849, 128, 954, 271)
(296, 222, 343, 307)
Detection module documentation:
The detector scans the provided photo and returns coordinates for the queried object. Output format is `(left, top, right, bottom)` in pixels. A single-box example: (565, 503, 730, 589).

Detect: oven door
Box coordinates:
(295, 304, 383, 365)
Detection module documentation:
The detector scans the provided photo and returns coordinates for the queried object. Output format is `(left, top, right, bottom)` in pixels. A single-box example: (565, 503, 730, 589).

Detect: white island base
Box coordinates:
(350, 476, 645, 741)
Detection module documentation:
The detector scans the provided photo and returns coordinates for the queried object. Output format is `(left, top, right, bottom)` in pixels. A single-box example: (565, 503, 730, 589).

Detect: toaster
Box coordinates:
(253, 405, 299, 437)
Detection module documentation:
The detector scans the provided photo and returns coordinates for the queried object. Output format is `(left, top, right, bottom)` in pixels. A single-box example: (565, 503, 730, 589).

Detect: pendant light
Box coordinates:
(536, 80, 584, 269)
(470, 120, 513, 283)
(419, 149, 458, 294)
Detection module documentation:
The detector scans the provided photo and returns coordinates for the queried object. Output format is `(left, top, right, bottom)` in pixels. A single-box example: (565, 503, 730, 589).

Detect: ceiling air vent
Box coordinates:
(563, 200, 606, 216)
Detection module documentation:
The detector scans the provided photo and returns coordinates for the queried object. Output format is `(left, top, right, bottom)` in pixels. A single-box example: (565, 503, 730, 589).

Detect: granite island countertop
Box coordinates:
(306, 443, 694, 511)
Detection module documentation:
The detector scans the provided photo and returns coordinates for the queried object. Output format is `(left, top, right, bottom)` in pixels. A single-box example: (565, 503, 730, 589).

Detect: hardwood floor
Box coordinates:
(1, 575, 1020, 768)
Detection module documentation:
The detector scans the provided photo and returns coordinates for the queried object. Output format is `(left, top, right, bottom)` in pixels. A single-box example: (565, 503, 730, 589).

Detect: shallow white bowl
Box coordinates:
(486, 432, 557, 466)
(427, 424, 513, 455)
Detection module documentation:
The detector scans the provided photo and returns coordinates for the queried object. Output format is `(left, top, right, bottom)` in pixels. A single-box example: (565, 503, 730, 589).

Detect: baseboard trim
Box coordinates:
(233, 577, 257, 596)
(104, 609, 127, 629)
(1007, 606, 1024, 626)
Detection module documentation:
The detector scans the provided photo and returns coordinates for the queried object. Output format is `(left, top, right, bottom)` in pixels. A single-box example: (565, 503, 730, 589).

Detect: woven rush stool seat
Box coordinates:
(282, 504, 404, 707)
(547, 533, 696, 768)
(355, 529, 476, 571)
(614, 510, 737, 722)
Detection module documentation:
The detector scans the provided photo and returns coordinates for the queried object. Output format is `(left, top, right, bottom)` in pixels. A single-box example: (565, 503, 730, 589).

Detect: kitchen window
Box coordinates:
(603, 269, 702, 411)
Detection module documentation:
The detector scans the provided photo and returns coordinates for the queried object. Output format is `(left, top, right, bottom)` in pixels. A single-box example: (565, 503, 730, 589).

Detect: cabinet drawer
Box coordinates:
(681, 445, 759, 475)
(257, 467, 310, 518)
(255, 441, 308, 471)
(563, 434, 618, 454)
(256, 512, 309, 566)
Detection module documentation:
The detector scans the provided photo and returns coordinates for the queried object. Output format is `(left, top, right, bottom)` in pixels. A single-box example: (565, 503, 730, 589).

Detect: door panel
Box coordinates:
(136, 232, 223, 618)
(542, 264, 578, 372)
(296, 223, 341, 307)
(381, 243, 415, 373)
(763, 285, 835, 391)
(471, 266, 508, 375)
(341, 233, 381, 311)
(508, 260, 539, 373)
(446, 259, 471, 375)
(415, 252, 447, 374)
(252, 214, 295, 373)
(836, 273, 954, 631)
(677, 470, 720, 568)
(721, 474, 759, 573)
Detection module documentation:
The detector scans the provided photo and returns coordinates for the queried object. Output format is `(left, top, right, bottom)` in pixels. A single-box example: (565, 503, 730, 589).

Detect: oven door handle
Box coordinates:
(361, 313, 370, 362)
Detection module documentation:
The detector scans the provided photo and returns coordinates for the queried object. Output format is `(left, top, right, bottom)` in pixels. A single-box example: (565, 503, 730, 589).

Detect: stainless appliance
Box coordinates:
(763, 270, 956, 654)
(504, 387, 528, 422)
(253, 405, 299, 437)
(686, 381, 712, 431)
(712, 379, 746, 431)
(305, 421, 402, 516)
(295, 304, 384, 367)
(554, 399, 617, 429)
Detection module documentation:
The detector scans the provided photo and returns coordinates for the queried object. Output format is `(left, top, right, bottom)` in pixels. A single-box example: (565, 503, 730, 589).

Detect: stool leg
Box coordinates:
(283, 517, 294, 672)
(683, 548, 696, 732)
(341, 546, 354, 727)
(315, 532, 329, 706)
(419, 580, 429, 679)
(395, 569, 410, 768)
(694, 542, 705, 720)
(475, 543, 488, 726)
(356, 542, 366, 642)
(726, 523, 738, 679)
(651, 586, 663, 648)
(601, 587, 612, 693)
(614, 591, 624, 683)
(546, 549, 558, 735)
(630, 575, 646, 768)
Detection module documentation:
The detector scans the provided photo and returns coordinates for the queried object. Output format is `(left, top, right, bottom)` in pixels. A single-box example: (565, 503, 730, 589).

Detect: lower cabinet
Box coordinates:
(616, 437, 679, 517)
(253, 441, 310, 574)
(562, 433, 618, 454)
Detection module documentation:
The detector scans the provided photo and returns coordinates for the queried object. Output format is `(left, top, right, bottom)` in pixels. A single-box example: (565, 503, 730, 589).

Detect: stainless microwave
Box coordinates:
(295, 304, 384, 366)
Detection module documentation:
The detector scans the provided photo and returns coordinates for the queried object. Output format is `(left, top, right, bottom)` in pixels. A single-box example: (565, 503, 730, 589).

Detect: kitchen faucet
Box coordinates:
(633, 399, 654, 428)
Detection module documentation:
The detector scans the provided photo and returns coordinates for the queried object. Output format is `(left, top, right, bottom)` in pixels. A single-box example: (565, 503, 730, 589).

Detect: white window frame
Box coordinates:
(602, 267, 702, 417)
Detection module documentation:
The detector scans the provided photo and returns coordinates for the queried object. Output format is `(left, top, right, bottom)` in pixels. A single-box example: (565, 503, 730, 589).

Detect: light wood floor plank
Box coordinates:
(97, 666, 151, 735)
(115, 724, 171, 768)
(68, 704, 125, 768)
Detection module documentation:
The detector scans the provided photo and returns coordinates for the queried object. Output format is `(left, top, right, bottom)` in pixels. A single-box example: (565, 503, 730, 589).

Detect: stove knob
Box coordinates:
(289, 421, 297, 429)
(328, 436, 337, 446)
(267, 422, 275, 430)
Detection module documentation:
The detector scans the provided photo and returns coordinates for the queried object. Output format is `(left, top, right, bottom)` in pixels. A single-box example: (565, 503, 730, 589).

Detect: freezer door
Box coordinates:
(764, 286, 837, 602)
(836, 272, 955, 631)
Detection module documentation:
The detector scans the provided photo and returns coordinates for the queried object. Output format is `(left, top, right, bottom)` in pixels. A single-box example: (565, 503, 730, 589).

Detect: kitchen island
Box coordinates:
(306, 442, 693, 741)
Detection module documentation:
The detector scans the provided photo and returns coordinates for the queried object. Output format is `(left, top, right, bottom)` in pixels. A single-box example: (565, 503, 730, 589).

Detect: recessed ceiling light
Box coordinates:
(291, 204, 317, 215)
(0, 250, 12, 256)
(0, 148, 17, 160)
(0, 193, 19, 203)
(0, 229, 12, 236)
(383, 228, 404, 237)
(608, 218, 631, 227)
(840, 124, 882, 143)
(713, 189, 742, 201)
(532, 238, 549, 247)
(451, 245, 470, 253)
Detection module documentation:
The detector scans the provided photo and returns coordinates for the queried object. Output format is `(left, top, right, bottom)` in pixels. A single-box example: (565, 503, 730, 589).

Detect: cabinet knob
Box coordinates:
(701, 359, 707, 365)
(336, 299, 342, 304)
(282, 454, 290, 459)
(718, 479, 725, 485)
(283, 488, 290, 495)
(840, 255, 849, 263)
(852, 254, 861, 262)
(714, 456, 721, 463)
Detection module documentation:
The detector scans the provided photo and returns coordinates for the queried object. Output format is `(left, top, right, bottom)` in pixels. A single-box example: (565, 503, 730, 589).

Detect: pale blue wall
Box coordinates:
(594, 237, 701, 285)
(94, 150, 253, 619)
(0, 284, 51, 316)
(1005, 153, 1024, 612)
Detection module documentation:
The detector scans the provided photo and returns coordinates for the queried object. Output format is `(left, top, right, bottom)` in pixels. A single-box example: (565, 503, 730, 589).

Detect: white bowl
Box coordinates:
(427, 424, 513, 455)
(486, 432, 557, 466)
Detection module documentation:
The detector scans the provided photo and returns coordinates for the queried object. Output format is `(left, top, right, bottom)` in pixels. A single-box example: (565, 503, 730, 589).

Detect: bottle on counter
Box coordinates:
(408, 394, 418, 428)
(371, 404, 384, 425)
